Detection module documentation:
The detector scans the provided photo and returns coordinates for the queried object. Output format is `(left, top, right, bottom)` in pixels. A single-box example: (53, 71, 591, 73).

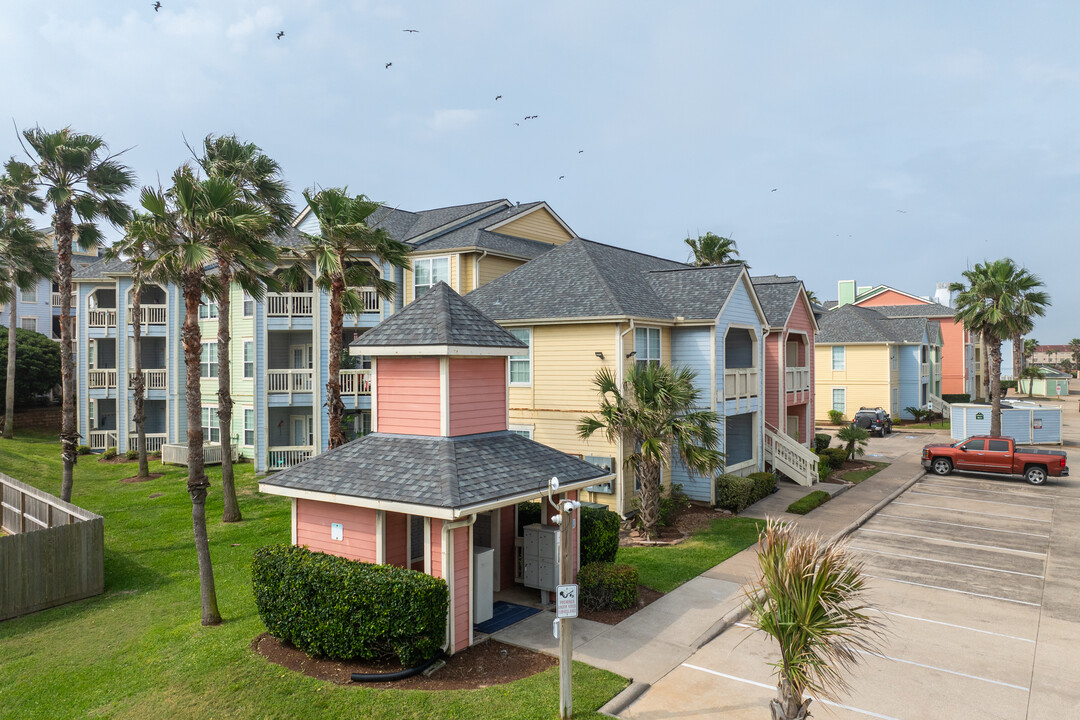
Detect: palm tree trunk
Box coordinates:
(989, 338, 1003, 438)
(771, 676, 810, 720)
(217, 262, 240, 523)
(4, 288, 16, 439)
(326, 270, 346, 449)
(183, 274, 221, 626)
(638, 460, 661, 540)
(1013, 333, 1023, 378)
(132, 286, 149, 478)
(56, 202, 77, 503)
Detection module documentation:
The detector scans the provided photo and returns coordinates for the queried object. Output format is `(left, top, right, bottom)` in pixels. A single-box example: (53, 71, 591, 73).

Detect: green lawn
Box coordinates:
(786, 490, 832, 515)
(0, 432, 627, 720)
(897, 421, 951, 430)
(616, 516, 763, 593)
(844, 460, 889, 484)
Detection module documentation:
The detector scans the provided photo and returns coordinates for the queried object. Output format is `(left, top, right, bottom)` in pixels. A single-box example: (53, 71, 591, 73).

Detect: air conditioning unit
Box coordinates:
(583, 455, 616, 494)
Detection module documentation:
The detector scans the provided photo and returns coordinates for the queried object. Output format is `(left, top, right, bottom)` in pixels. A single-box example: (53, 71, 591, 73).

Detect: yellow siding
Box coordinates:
(814, 344, 894, 422)
(459, 252, 475, 292)
(494, 209, 573, 245)
(477, 255, 525, 287)
(403, 253, 459, 306)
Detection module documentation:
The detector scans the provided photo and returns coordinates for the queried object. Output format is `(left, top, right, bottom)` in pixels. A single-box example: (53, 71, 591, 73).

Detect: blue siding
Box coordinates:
(317, 284, 330, 452)
(0, 277, 56, 337)
(254, 292, 267, 472)
(951, 405, 1063, 444)
(669, 327, 714, 501)
(714, 277, 765, 473)
(897, 345, 921, 419)
(116, 279, 131, 451)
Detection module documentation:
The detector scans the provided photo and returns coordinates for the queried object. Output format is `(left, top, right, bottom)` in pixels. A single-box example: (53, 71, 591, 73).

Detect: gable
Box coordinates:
(856, 288, 927, 307)
(785, 289, 817, 334)
(295, 212, 321, 236)
(720, 274, 766, 329)
(487, 206, 574, 245)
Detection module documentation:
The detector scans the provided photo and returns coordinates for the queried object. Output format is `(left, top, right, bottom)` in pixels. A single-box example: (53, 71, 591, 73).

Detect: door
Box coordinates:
(983, 438, 1013, 472)
(291, 415, 313, 447)
(786, 414, 799, 442)
(786, 341, 799, 368)
(290, 344, 313, 391)
(955, 438, 986, 471)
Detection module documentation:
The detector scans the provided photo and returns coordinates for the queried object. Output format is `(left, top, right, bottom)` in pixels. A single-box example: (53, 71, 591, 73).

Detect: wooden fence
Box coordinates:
(1, 472, 104, 621)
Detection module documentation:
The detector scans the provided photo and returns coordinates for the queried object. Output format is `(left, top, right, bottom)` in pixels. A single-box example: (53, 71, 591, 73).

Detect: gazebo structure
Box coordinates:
(258, 283, 612, 654)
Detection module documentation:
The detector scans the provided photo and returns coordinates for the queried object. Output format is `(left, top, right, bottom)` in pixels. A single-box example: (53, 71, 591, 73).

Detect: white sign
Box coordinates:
(556, 584, 578, 619)
(331, 522, 343, 541)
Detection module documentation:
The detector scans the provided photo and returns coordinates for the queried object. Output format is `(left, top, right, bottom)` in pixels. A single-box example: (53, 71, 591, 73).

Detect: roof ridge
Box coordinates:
(647, 264, 745, 275)
(577, 237, 688, 268)
(577, 240, 628, 316)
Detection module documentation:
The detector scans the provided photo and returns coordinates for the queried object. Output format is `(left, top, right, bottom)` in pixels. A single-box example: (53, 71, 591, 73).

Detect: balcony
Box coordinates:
(129, 369, 167, 390)
(88, 430, 118, 451)
(921, 362, 929, 377)
(358, 288, 380, 313)
(88, 309, 117, 328)
(88, 369, 117, 389)
(339, 369, 372, 397)
(127, 305, 167, 325)
(723, 368, 759, 401)
(268, 445, 314, 469)
(161, 443, 238, 466)
(127, 433, 167, 453)
(51, 292, 61, 307)
(268, 369, 314, 393)
(266, 292, 313, 318)
(784, 366, 810, 393)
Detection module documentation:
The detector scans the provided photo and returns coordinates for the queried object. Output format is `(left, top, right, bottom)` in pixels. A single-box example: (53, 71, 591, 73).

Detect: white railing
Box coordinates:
(160, 443, 238, 466)
(784, 366, 810, 393)
(921, 362, 929, 377)
(87, 309, 117, 328)
(339, 369, 372, 396)
(929, 393, 951, 419)
(763, 426, 818, 487)
(127, 305, 167, 325)
(88, 369, 117, 389)
(51, 292, 61, 307)
(723, 367, 759, 400)
(127, 433, 167, 453)
(129, 369, 167, 390)
(358, 288, 380, 313)
(268, 446, 313, 469)
(267, 369, 314, 393)
(88, 430, 118, 451)
(266, 292, 313, 317)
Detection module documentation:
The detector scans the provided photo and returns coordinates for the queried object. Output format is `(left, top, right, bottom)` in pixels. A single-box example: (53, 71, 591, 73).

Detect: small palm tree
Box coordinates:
(835, 424, 869, 461)
(1061, 358, 1075, 376)
(745, 519, 883, 720)
(684, 232, 746, 267)
(1023, 338, 1039, 365)
(804, 289, 820, 306)
(578, 363, 723, 539)
(1019, 365, 1044, 398)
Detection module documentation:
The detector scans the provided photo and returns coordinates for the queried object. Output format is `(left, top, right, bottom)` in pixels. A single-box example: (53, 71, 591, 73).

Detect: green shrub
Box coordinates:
(102, 447, 117, 460)
(827, 409, 845, 425)
(1001, 380, 1017, 394)
(787, 490, 832, 515)
(251, 544, 448, 666)
(517, 501, 541, 536)
(823, 447, 849, 467)
(813, 433, 831, 453)
(748, 472, 776, 500)
(76, 445, 91, 456)
(715, 474, 755, 513)
(578, 562, 639, 611)
(942, 393, 970, 404)
(580, 505, 620, 566)
(658, 483, 690, 527)
(816, 453, 833, 481)
(125, 449, 139, 460)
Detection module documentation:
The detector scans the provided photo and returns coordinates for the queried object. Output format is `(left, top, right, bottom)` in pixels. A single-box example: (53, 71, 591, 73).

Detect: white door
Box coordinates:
(290, 344, 313, 369)
(786, 341, 799, 367)
(291, 415, 313, 446)
(786, 415, 799, 442)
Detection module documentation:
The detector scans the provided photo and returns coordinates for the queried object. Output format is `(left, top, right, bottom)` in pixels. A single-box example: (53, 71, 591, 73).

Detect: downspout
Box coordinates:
(615, 320, 635, 517)
(473, 250, 488, 291)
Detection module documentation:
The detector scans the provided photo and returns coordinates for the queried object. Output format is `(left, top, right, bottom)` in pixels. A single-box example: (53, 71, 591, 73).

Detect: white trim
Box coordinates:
(370, 357, 378, 432)
(507, 327, 532, 386)
(632, 325, 662, 365)
(508, 424, 534, 439)
(855, 284, 929, 305)
(439, 356, 450, 436)
(423, 517, 432, 574)
(408, 201, 512, 245)
(468, 522, 474, 647)
(290, 498, 297, 544)
(443, 521, 453, 651)
(242, 406, 255, 447)
(349, 344, 524, 357)
(242, 338, 255, 379)
(483, 201, 576, 239)
(412, 255, 452, 300)
(455, 254, 463, 294)
(375, 510, 386, 564)
(18, 316, 37, 333)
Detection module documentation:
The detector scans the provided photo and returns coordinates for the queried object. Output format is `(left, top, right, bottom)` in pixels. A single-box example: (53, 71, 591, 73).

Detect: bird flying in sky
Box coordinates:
(403, 29, 419, 33)
(496, 95, 502, 101)
(385, 62, 392, 69)
(559, 176, 565, 180)
(276, 31, 284, 39)
(153, 1, 161, 10)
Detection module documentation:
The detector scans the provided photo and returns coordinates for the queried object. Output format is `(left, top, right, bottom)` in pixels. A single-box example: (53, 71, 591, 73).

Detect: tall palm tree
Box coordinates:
(1024, 338, 1039, 366)
(22, 127, 134, 502)
(578, 363, 723, 539)
(197, 135, 290, 522)
(282, 188, 410, 449)
(0, 159, 49, 439)
(684, 232, 746, 267)
(1020, 366, 1044, 398)
(138, 165, 272, 625)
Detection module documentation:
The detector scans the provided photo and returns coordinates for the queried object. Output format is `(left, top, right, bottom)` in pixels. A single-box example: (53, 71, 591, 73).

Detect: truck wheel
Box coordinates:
(1025, 466, 1047, 485)
(932, 458, 952, 476)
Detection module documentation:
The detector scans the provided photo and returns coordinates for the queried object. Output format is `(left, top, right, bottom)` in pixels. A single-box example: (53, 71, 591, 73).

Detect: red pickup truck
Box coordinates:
(922, 436, 1069, 485)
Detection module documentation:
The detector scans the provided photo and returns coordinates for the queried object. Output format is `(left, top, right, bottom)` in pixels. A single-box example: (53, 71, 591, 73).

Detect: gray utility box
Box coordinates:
(522, 523, 560, 592)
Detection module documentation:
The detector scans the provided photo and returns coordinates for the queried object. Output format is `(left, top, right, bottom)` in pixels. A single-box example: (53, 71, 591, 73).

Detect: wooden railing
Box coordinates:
(88, 430, 118, 450)
(928, 393, 951, 419)
(784, 366, 810, 393)
(921, 362, 929, 378)
(763, 425, 818, 487)
(87, 309, 117, 328)
(723, 367, 759, 400)
(51, 292, 61, 307)
(130, 368, 167, 390)
(127, 433, 167, 453)
(127, 305, 167, 325)
(358, 288, 380, 313)
(88, 369, 117, 389)
(266, 292, 313, 317)
(161, 443, 238, 466)
(267, 369, 313, 393)
(339, 369, 372, 396)
(268, 446, 314, 469)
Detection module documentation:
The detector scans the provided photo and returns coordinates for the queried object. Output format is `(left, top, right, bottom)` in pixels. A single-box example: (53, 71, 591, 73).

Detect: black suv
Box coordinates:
(853, 407, 892, 437)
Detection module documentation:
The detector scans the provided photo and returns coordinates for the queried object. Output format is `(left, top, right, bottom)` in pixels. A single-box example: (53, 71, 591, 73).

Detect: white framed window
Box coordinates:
(201, 406, 220, 443)
(200, 342, 218, 378)
(20, 317, 37, 332)
(243, 408, 255, 447)
(242, 290, 254, 318)
(198, 293, 219, 320)
(413, 256, 450, 297)
(88, 399, 96, 429)
(509, 424, 534, 439)
(634, 327, 661, 367)
(243, 340, 254, 379)
(21, 285, 37, 303)
(832, 388, 846, 414)
(831, 346, 846, 371)
(87, 340, 96, 369)
(508, 328, 532, 385)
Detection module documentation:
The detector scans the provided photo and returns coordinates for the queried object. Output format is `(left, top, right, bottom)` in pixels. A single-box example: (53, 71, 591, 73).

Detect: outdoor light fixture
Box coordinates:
(626, 350, 636, 358)
(594, 351, 604, 359)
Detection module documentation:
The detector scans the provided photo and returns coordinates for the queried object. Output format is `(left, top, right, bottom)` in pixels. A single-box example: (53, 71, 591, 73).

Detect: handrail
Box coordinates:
(763, 426, 818, 487)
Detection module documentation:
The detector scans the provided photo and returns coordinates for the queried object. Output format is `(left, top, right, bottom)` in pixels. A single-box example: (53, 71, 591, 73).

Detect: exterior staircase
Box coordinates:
(929, 392, 951, 419)
(763, 423, 819, 487)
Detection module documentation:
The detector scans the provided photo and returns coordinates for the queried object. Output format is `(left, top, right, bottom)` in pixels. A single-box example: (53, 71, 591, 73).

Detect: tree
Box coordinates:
(1019, 365, 1044, 398)
(578, 363, 723, 539)
(22, 127, 134, 502)
(197, 135, 290, 522)
(804, 289, 820, 306)
(0, 159, 52, 439)
(1023, 338, 1039, 365)
(1061, 358, 1075, 375)
(1070, 338, 1080, 369)
(137, 164, 272, 625)
(684, 232, 746, 267)
(745, 519, 882, 720)
(282, 188, 410, 449)
(836, 424, 869, 461)
(0, 327, 62, 413)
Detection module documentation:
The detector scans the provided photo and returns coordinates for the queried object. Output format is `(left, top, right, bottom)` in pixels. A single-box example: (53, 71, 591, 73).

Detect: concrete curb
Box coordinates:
(598, 681, 650, 718)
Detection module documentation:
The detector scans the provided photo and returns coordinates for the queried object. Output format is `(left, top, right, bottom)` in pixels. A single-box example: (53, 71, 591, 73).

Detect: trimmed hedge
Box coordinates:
(787, 490, 832, 515)
(822, 447, 849, 467)
(748, 472, 777, 499)
(251, 544, 448, 666)
(813, 433, 831, 453)
(102, 447, 117, 460)
(816, 453, 833, 481)
(942, 393, 970, 404)
(579, 562, 639, 611)
(581, 505, 620, 566)
(715, 472, 775, 513)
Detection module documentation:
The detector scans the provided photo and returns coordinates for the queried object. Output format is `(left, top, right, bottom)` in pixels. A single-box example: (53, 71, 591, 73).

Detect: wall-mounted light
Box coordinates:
(594, 351, 605, 359)
(626, 350, 637, 358)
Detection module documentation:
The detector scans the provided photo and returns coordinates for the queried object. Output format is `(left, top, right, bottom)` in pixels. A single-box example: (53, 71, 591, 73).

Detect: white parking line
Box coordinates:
(864, 574, 1041, 606)
(918, 480, 1056, 502)
(875, 514, 1050, 538)
(856, 650, 1029, 691)
(892, 501, 1053, 523)
(859, 528, 1048, 557)
(872, 610, 1035, 643)
(681, 664, 903, 720)
(907, 490, 1052, 512)
(850, 546, 1045, 578)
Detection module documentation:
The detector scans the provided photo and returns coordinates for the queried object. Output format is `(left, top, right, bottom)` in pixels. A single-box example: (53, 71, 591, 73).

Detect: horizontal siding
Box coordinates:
(295, 500, 377, 562)
(494, 209, 572, 245)
(477, 255, 525, 287)
(814, 344, 893, 421)
(430, 519, 443, 578)
(529, 324, 617, 410)
(448, 357, 506, 436)
(857, 289, 917, 307)
(763, 334, 781, 430)
(376, 357, 441, 435)
(453, 526, 470, 652)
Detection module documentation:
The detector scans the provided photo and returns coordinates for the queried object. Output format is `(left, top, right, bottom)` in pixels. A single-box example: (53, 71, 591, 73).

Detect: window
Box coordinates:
(200, 342, 218, 378)
(987, 439, 1010, 452)
(634, 327, 661, 367)
(243, 408, 255, 447)
(20, 317, 37, 332)
(831, 346, 845, 371)
(509, 424, 534, 439)
(961, 438, 985, 451)
(413, 257, 450, 297)
(201, 407, 220, 443)
(198, 294, 218, 320)
(242, 291, 254, 318)
(831, 388, 846, 413)
(243, 340, 254, 379)
(88, 399, 96, 429)
(508, 328, 531, 385)
(21, 285, 37, 303)
(88, 341, 96, 369)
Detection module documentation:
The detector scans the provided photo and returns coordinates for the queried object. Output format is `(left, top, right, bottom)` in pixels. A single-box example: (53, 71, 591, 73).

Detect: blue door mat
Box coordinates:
(474, 601, 541, 635)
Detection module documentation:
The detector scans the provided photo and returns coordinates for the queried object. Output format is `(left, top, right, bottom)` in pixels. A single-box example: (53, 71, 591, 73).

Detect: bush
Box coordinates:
(813, 433, 831, 453)
(787, 490, 832, 515)
(102, 447, 117, 460)
(715, 474, 755, 512)
(251, 544, 448, 666)
(125, 449, 139, 460)
(578, 562, 639, 611)
(748, 472, 777, 499)
(1001, 380, 1017, 394)
(76, 445, 91, 456)
(822, 447, 849, 467)
(657, 483, 690, 527)
(580, 505, 620, 566)
(817, 457, 832, 482)
(827, 409, 845, 425)
(942, 393, 970, 404)
(0, 327, 61, 413)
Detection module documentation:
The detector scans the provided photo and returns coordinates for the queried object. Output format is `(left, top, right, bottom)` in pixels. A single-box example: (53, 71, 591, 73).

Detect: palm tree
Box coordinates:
(1070, 338, 1080, 369)
(745, 519, 882, 720)
(1020, 365, 1044, 398)
(0, 159, 50, 439)
(197, 135, 290, 523)
(21, 127, 134, 502)
(138, 165, 272, 625)
(804, 290, 820, 306)
(282, 188, 410, 449)
(684, 232, 746, 267)
(835, 424, 869, 461)
(578, 363, 723, 539)
(1061, 358, 1075, 376)
(1024, 338, 1039, 366)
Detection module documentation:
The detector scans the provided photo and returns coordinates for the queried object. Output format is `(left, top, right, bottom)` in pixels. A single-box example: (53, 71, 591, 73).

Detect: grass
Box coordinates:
(0, 432, 628, 720)
(786, 490, 832, 515)
(897, 421, 951, 430)
(616, 516, 764, 593)
(842, 460, 889, 484)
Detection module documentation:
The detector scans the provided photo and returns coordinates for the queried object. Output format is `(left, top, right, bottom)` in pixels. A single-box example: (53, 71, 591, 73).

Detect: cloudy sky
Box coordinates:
(3, 1, 1077, 341)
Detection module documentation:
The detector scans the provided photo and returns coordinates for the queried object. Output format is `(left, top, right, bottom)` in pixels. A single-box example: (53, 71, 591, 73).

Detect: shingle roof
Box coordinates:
(816, 304, 933, 344)
(351, 281, 526, 350)
(751, 275, 804, 327)
(646, 265, 747, 321)
(405, 200, 509, 241)
(73, 256, 134, 279)
(412, 227, 555, 259)
(259, 430, 609, 512)
(867, 303, 955, 318)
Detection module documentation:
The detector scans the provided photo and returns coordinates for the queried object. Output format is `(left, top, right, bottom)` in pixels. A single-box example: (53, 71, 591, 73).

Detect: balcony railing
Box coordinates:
(127, 433, 167, 453)
(88, 369, 117, 389)
(88, 430, 118, 451)
(129, 369, 167, 390)
(358, 288, 380, 313)
(723, 367, 759, 400)
(161, 443, 238, 466)
(921, 362, 929, 377)
(784, 366, 810, 393)
(51, 292, 61, 307)
(339, 369, 372, 396)
(266, 292, 313, 318)
(267, 369, 314, 393)
(127, 305, 167, 325)
(268, 446, 313, 469)
(87, 309, 117, 328)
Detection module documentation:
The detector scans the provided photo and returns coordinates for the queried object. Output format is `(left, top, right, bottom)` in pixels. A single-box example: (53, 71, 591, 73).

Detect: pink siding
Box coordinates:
(377, 357, 442, 435)
(499, 505, 516, 592)
(858, 289, 918, 307)
(764, 333, 782, 431)
(295, 500, 376, 562)
(384, 512, 408, 568)
(448, 357, 507, 436)
(764, 292, 815, 443)
(430, 519, 443, 578)
(857, 293, 963, 394)
(452, 526, 471, 653)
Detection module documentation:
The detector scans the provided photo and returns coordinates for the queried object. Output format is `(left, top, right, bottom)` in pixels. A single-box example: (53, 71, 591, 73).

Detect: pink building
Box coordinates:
(259, 283, 610, 654)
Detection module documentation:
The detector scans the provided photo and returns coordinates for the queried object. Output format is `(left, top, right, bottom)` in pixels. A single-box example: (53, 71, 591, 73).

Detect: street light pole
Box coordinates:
(548, 477, 579, 720)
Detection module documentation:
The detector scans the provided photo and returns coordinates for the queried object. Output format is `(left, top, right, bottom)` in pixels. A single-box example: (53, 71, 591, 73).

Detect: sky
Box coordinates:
(2, 1, 1077, 342)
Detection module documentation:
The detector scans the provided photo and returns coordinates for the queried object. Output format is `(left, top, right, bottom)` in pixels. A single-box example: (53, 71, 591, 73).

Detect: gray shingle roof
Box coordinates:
(260, 430, 609, 512)
(816, 304, 933, 344)
(73, 256, 134, 279)
(405, 200, 509, 241)
(646, 265, 747, 321)
(412, 227, 556, 259)
(351, 281, 527, 350)
(751, 275, 804, 327)
(866, 303, 955, 318)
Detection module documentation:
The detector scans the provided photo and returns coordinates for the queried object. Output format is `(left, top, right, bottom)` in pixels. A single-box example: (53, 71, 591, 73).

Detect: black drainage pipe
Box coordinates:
(350, 652, 444, 683)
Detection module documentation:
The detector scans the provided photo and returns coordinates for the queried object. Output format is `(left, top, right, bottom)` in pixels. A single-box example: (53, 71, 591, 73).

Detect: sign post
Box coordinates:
(548, 477, 579, 719)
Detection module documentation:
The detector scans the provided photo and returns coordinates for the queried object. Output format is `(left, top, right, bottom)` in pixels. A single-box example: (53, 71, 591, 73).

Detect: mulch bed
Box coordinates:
(822, 459, 874, 484)
(620, 503, 733, 546)
(120, 473, 165, 483)
(578, 585, 664, 625)
(252, 633, 555, 690)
